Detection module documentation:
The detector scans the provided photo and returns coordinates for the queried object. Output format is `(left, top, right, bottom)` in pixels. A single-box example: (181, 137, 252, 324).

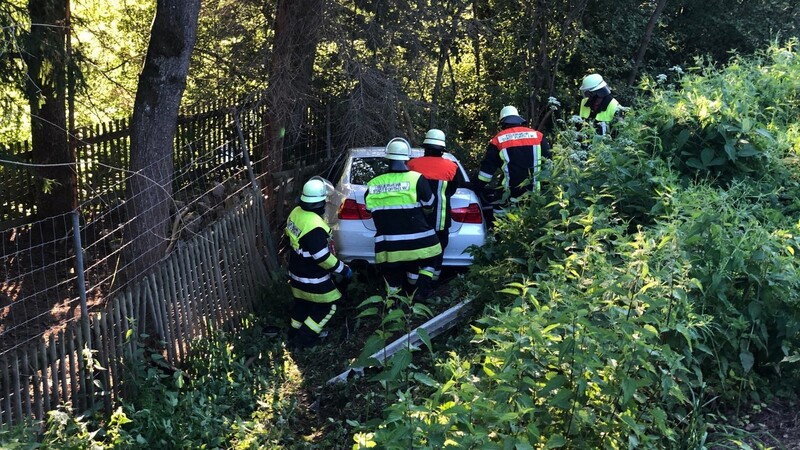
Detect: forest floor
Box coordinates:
(744, 398, 800, 449)
(269, 268, 800, 449)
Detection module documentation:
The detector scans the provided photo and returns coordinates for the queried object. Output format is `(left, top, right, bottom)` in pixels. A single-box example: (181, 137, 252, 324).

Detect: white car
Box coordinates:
(324, 147, 486, 267)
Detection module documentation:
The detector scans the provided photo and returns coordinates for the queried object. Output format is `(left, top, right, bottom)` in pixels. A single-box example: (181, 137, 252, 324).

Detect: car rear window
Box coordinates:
(350, 157, 389, 185)
(348, 153, 471, 185)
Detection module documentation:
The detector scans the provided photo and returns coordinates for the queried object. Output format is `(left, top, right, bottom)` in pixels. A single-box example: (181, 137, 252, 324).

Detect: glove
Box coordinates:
(342, 265, 353, 281)
(335, 264, 353, 284)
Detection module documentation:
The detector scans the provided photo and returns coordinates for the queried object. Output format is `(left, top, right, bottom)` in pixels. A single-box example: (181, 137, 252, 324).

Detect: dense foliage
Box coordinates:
(350, 40, 800, 448)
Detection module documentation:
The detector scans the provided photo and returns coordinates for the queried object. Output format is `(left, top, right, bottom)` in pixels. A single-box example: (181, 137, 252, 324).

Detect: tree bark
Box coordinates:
(24, 0, 75, 234)
(264, 0, 325, 174)
(627, 0, 668, 86)
(472, 0, 481, 80)
(125, 0, 200, 287)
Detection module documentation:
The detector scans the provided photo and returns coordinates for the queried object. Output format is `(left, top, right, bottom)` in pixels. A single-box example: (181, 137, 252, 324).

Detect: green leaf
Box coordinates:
(754, 128, 773, 141)
(527, 423, 540, 440)
(738, 143, 759, 157)
(356, 307, 379, 319)
(740, 351, 755, 374)
(701, 147, 715, 165)
(357, 295, 385, 308)
(686, 158, 704, 169)
(675, 129, 690, 150)
(412, 303, 433, 317)
(417, 328, 433, 354)
(675, 323, 693, 351)
(621, 377, 637, 404)
(723, 143, 736, 160)
(381, 308, 405, 325)
(355, 335, 386, 367)
(540, 374, 566, 396)
(386, 349, 413, 380)
(747, 302, 761, 319)
(546, 434, 567, 448)
(413, 372, 439, 387)
(651, 407, 668, 432)
(497, 288, 521, 296)
(497, 412, 519, 422)
(781, 354, 800, 363)
(708, 156, 727, 166)
(551, 389, 572, 409)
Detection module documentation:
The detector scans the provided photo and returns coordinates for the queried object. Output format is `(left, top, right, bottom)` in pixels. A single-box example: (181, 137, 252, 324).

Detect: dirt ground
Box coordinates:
(746, 398, 800, 449)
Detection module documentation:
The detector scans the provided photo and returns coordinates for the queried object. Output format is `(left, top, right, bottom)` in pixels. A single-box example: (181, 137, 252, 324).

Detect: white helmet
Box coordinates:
(580, 73, 608, 93)
(300, 176, 332, 204)
(499, 105, 526, 125)
(385, 137, 411, 161)
(423, 129, 446, 148)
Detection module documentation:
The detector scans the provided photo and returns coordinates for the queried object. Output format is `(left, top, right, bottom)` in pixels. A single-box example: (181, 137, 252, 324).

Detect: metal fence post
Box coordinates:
(70, 211, 89, 320)
(70, 211, 91, 345)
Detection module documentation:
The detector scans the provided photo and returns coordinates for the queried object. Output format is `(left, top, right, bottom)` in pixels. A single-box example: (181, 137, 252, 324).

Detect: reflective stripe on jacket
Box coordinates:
(478, 126, 545, 194)
(365, 171, 442, 264)
(285, 206, 344, 303)
(407, 157, 459, 231)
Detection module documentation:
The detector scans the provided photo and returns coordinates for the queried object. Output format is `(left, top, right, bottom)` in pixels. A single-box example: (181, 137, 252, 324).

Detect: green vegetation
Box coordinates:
(350, 40, 800, 449)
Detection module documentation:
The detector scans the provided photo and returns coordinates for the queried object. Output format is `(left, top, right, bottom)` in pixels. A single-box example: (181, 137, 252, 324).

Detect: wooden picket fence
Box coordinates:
(0, 192, 272, 426)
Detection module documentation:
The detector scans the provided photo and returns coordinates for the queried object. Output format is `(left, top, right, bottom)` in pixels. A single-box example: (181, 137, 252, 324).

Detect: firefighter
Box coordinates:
(285, 176, 352, 349)
(407, 129, 464, 283)
(578, 73, 622, 136)
(364, 138, 442, 296)
(475, 105, 552, 221)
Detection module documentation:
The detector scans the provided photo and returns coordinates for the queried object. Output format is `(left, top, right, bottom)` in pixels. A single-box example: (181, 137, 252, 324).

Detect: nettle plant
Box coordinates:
(354, 217, 723, 449)
(664, 182, 800, 404)
(351, 42, 800, 449)
(642, 40, 800, 187)
(352, 286, 435, 391)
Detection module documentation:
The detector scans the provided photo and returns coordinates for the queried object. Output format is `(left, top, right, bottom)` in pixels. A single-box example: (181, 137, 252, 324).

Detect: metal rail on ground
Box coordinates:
(327, 297, 473, 384)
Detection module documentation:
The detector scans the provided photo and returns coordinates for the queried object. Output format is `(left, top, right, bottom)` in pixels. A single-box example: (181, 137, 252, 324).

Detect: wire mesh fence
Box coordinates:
(0, 87, 338, 427)
(0, 89, 332, 358)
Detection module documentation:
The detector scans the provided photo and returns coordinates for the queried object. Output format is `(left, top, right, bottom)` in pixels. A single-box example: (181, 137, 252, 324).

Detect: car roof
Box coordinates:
(347, 147, 458, 161)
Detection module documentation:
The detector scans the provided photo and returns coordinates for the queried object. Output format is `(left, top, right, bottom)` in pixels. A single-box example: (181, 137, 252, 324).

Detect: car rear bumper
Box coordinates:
(331, 225, 483, 267)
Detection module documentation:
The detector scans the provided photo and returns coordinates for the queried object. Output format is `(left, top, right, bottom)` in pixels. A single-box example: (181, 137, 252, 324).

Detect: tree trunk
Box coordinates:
(24, 0, 75, 235)
(430, 42, 450, 129)
(472, 0, 481, 80)
(264, 0, 325, 174)
(125, 0, 200, 289)
(627, 0, 668, 86)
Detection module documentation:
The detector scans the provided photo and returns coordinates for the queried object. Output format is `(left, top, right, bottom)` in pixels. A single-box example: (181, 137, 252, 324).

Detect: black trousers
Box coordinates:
(433, 230, 449, 280)
(378, 255, 438, 294)
(289, 298, 337, 348)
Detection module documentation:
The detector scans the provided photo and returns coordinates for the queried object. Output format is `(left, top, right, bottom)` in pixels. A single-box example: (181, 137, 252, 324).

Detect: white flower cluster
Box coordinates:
(569, 115, 584, 124)
(548, 97, 561, 111)
(617, 137, 635, 148)
(656, 74, 668, 84)
(668, 65, 684, 74)
(569, 149, 588, 164)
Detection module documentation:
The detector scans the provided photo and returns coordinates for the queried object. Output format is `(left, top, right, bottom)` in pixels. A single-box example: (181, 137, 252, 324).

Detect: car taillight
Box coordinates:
(452, 203, 483, 224)
(338, 198, 372, 220)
